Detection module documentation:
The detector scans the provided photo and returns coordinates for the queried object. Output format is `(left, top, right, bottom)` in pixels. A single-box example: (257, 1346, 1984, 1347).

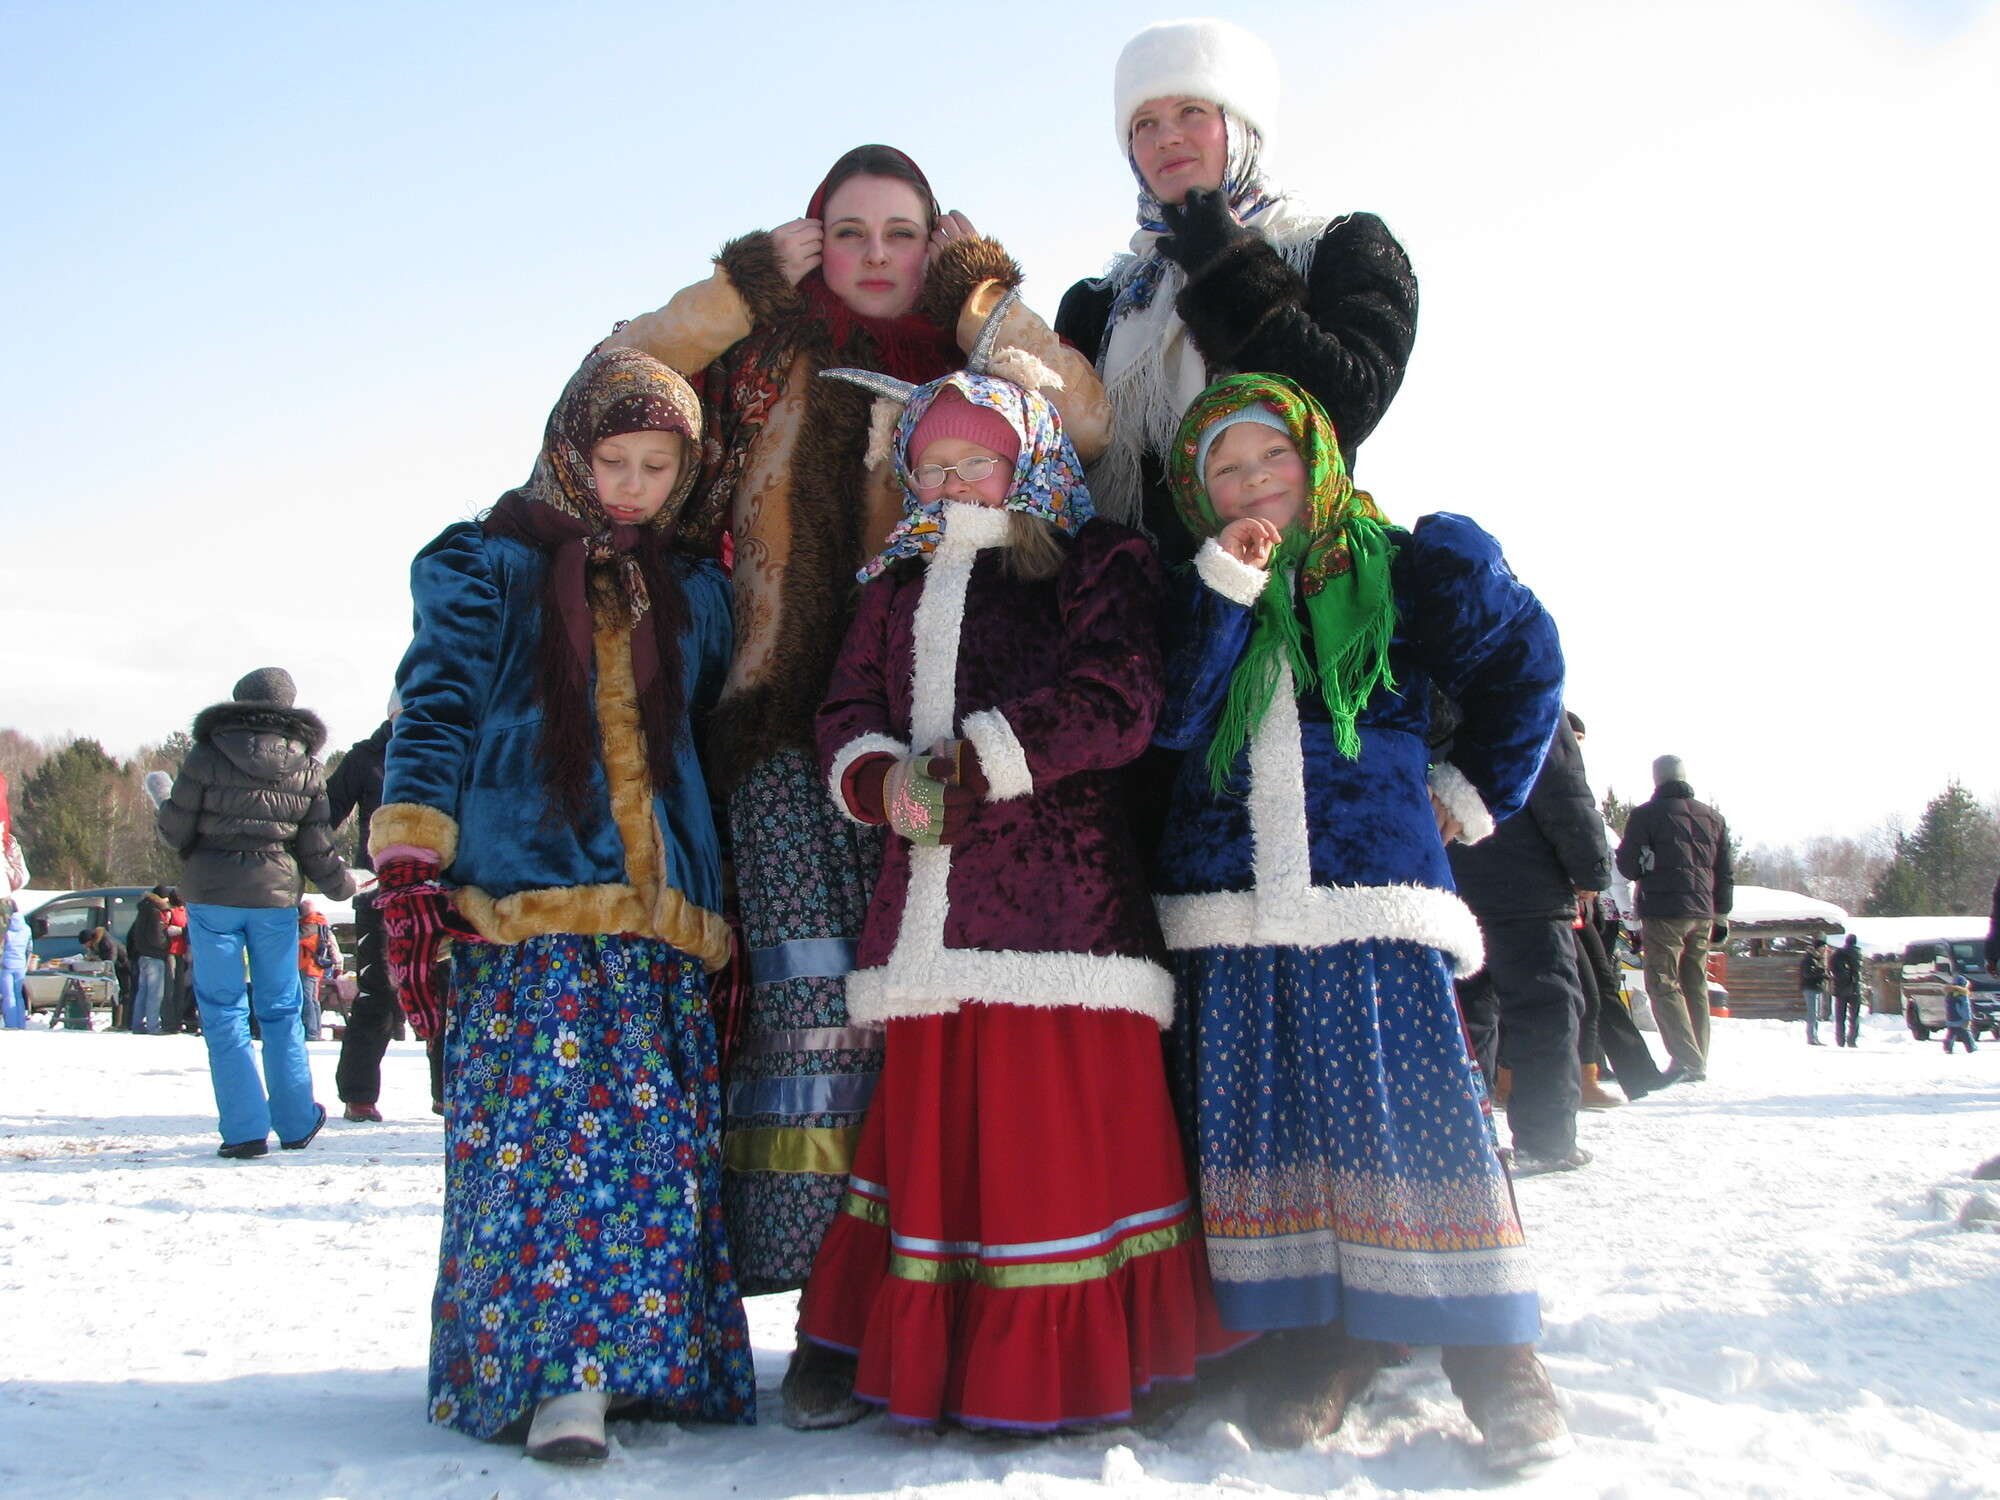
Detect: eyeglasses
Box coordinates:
(911, 456, 1009, 490)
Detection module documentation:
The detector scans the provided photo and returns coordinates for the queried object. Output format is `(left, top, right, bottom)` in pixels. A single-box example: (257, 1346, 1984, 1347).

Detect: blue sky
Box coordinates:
(3, 0, 1996, 851)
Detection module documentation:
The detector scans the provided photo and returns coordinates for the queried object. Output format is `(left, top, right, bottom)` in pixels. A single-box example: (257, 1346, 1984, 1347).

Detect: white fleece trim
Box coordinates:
(960, 708, 1033, 802)
(1194, 537, 1269, 608)
(1155, 882, 1487, 977)
(847, 950, 1176, 1028)
(861, 513, 1170, 1027)
(1158, 663, 1486, 975)
(1427, 761, 1496, 845)
(826, 733, 910, 822)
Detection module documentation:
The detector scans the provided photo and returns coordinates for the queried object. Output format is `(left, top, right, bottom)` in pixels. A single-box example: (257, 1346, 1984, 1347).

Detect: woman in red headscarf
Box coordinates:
(602, 148, 1112, 1377)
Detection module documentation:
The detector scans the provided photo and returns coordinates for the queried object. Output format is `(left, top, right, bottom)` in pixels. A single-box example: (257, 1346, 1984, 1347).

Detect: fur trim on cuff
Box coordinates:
(1176, 235, 1307, 365)
(716, 231, 805, 326)
(368, 802, 459, 869)
(960, 708, 1033, 802)
(1428, 762, 1496, 845)
(864, 397, 901, 470)
(983, 344, 1064, 393)
(1195, 537, 1270, 608)
(916, 235, 1023, 331)
(827, 734, 910, 821)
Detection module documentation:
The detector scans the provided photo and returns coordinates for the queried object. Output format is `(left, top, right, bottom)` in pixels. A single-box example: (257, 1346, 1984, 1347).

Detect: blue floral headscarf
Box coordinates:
(857, 372, 1095, 582)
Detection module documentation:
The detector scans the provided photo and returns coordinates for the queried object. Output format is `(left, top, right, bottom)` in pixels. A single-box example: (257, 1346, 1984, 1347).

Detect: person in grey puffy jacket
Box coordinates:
(157, 667, 355, 1157)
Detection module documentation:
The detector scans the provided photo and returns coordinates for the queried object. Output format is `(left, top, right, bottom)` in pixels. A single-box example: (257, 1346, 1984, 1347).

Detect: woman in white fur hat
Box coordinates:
(1055, 17, 1419, 570)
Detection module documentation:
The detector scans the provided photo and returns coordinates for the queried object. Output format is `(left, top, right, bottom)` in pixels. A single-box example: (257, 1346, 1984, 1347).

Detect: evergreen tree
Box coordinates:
(1863, 784, 2000, 914)
(17, 739, 123, 888)
(1601, 788, 1633, 835)
(1907, 782, 2000, 913)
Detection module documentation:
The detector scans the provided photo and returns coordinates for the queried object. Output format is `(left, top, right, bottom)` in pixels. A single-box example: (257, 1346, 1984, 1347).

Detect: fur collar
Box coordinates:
(191, 700, 328, 756)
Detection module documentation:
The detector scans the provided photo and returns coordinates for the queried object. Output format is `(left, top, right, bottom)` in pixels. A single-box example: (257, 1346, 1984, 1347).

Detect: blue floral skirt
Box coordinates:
(1168, 940, 1540, 1347)
(428, 933, 756, 1438)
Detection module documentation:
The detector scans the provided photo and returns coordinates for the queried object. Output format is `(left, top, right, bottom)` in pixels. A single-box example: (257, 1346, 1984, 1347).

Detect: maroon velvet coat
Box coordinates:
(815, 508, 1174, 1026)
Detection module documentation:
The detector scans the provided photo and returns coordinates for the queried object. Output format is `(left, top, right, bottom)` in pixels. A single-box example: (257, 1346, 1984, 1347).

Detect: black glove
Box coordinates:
(1157, 187, 1255, 275)
(1710, 919, 1730, 947)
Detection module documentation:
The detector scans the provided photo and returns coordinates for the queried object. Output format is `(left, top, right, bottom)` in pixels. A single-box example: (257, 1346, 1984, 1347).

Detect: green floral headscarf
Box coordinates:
(1168, 373, 1401, 790)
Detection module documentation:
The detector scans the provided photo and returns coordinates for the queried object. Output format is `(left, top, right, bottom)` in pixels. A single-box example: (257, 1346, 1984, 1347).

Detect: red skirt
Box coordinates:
(796, 1002, 1247, 1430)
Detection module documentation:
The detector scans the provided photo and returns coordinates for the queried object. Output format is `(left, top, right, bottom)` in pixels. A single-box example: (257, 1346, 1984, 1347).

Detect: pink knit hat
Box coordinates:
(905, 389, 1020, 468)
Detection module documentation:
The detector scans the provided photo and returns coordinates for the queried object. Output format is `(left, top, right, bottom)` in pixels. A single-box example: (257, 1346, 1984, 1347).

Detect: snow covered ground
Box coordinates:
(3, 1018, 1997, 1500)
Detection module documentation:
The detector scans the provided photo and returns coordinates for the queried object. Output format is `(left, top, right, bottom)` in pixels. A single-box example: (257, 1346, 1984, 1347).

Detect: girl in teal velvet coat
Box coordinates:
(371, 348, 754, 1461)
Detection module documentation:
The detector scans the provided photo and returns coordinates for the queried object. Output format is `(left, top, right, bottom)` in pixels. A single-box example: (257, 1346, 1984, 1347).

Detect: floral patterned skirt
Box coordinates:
(428, 933, 756, 1439)
(797, 1004, 1247, 1430)
(1168, 940, 1540, 1346)
(722, 749, 885, 1294)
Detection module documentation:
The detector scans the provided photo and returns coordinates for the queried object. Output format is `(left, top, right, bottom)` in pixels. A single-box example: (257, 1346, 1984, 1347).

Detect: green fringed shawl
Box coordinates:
(1167, 373, 1401, 792)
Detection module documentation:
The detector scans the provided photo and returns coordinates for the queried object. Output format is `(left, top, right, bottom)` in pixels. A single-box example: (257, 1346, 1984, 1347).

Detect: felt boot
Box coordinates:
(524, 1390, 610, 1463)
(1245, 1328, 1386, 1448)
(781, 1340, 868, 1431)
(1441, 1345, 1573, 1472)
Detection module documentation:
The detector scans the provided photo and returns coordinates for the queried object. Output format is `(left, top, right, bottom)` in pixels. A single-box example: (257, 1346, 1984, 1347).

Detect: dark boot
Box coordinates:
(1441, 1344, 1573, 1472)
(780, 1339, 868, 1431)
(1244, 1328, 1386, 1448)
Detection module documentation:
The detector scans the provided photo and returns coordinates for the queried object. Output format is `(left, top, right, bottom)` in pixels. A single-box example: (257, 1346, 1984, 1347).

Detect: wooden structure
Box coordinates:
(1708, 885, 1848, 1020)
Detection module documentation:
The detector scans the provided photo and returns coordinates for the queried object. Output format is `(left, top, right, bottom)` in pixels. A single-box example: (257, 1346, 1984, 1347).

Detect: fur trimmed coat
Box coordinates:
(816, 508, 1174, 1026)
(1057, 212, 1417, 566)
(1151, 515, 1563, 977)
(607, 235, 1113, 789)
(370, 524, 735, 969)
(158, 700, 355, 909)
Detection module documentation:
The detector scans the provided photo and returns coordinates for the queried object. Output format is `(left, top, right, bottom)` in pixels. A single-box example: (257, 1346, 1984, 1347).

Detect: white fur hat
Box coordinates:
(1113, 18, 1281, 147)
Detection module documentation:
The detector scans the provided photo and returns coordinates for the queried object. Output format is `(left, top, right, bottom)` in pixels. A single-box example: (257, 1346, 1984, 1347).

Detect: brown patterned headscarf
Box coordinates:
(484, 348, 705, 822)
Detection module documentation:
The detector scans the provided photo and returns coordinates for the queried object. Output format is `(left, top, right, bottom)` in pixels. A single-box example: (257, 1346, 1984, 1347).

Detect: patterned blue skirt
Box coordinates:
(1168, 940, 1540, 1347)
(428, 933, 756, 1438)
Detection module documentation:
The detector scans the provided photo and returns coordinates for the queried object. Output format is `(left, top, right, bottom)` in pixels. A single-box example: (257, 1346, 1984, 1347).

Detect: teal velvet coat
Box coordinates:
(372, 522, 733, 968)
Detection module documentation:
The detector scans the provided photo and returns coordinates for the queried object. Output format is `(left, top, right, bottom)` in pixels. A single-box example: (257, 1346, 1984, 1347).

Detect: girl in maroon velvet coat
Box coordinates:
(786, 371, 1241, 1433)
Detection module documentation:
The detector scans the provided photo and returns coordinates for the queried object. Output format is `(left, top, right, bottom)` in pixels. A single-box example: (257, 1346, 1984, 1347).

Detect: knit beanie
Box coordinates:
(1194, 402, 1290, 479)
(1113, 18, 1281, 147)
(906, 389, 1021, 468)
(232, 667, 297, 707)
(1653, 754, 1686, 786)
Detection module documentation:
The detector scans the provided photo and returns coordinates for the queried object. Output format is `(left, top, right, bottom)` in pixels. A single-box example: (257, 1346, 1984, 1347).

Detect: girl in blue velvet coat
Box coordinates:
(370, 348, 754, 1460)
(1152, 373, 1571, 1472)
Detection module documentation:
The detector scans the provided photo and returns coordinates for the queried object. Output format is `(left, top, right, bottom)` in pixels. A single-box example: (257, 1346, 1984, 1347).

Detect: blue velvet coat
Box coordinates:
(1152, 513, 1563, 976)
(371, 523, 733, 969)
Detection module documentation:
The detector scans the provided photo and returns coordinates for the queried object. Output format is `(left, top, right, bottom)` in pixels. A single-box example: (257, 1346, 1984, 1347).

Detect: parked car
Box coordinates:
(1901, 939, 2000, 1041)
(23, 958, 119, 1020)
(24, 887, 150, 962)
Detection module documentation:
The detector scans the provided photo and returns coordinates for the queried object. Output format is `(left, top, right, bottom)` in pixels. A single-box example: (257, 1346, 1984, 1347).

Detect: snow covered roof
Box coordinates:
(1728, 885, 1847, 927)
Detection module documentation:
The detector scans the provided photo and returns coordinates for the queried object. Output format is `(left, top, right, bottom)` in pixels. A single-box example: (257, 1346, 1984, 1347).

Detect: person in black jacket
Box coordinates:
(1615, 756, 1732, 1082)
(156, 667, 354, 1158)
(80, 925, 133, 1027)
(325, 714, 442, 1119)
(124, 885, 175, 1035)
(1450, 717, 1608, 1171)
(1830, 934, 1867, 1047)
(1054, 18, 1418, 569)
(1798, 938, 1831, 1046)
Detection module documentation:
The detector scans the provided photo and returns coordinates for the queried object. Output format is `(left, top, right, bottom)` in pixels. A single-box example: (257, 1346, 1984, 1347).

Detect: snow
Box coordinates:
(1726, 885, 1848, 927)
(4, 1023, 1998, 1498)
